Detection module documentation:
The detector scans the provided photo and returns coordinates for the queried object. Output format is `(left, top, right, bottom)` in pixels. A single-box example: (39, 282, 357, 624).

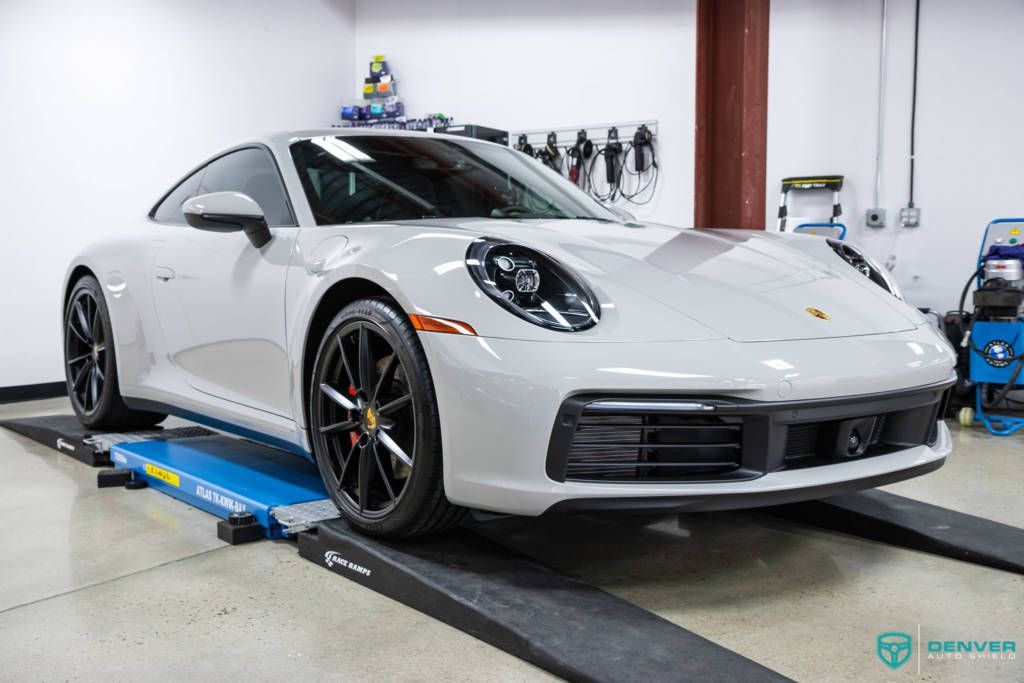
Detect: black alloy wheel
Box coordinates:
(63, 276, 166, 430)
(65, 286, 107, 415)
(309, 298, 464, 538)
(317, 319, 415, 516)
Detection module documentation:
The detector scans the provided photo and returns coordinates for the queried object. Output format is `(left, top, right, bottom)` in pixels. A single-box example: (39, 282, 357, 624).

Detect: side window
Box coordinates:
(197, 148, 295, 226)
(152, 167, 204, 224)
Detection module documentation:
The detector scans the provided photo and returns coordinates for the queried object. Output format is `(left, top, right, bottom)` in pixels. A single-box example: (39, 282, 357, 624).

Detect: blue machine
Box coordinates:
(110, 435, 328, 538)
(959, 217, 1024, 435)
(969, 321, 1024, 384)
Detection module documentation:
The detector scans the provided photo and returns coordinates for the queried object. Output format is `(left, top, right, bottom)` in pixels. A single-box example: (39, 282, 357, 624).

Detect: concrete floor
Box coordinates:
(0, 398, 552, 682)
(1, 397, 1021, 682)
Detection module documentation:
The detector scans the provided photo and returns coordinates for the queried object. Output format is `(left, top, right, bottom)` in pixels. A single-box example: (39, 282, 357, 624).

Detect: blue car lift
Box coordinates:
(102, 434, 335, 543)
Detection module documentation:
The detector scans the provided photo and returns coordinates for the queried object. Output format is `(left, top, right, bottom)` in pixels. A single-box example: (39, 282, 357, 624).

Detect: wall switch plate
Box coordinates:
(900, 206, 921, 227)
(866, 208, 887, 227)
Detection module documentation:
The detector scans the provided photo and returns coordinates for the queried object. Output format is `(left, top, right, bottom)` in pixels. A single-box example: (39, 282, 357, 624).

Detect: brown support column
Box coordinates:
(694, 0, 770, 229)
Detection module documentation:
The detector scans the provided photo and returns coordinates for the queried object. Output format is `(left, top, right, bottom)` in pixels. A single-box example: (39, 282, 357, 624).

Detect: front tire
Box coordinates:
(309, 298, 465, 538)
(64, 276, 166, 430)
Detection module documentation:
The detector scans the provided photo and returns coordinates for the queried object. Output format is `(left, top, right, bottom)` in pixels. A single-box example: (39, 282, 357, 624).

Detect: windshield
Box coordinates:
(289, 135, 618, 225)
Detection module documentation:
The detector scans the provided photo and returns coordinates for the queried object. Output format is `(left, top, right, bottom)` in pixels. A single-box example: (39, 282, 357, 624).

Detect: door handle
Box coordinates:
(155, 266, 176, 282)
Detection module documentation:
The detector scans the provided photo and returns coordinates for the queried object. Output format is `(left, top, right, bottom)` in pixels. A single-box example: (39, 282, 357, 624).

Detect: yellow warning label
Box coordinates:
(144, 463, 180, 487)
(1010, 227, 1021, 236)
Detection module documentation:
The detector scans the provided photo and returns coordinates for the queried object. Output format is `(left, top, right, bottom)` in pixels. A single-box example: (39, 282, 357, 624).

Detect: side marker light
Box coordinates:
(408, 314, 477, 336)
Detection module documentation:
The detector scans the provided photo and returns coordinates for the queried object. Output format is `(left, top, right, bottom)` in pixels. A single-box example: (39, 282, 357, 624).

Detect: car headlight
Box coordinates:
(827, 239, 903, 300)
(465, 238, 600, 331)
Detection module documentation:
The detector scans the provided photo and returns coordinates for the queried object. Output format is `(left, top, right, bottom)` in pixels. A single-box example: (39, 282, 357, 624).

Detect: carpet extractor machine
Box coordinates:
(776, 175, 848, 240)
(946, 218, 1024, 435)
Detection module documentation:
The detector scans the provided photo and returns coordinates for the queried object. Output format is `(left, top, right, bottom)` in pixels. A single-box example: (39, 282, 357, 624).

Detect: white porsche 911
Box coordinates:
(63, 129, 956, 537)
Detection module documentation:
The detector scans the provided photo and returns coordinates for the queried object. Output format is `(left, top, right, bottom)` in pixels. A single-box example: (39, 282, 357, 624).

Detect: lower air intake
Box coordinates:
(564, 411, 743, 482)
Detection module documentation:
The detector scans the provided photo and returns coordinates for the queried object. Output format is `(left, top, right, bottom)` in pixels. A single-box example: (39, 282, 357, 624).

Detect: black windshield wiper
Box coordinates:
(542, 215, 616, 222)
(490, 206, 545, 219)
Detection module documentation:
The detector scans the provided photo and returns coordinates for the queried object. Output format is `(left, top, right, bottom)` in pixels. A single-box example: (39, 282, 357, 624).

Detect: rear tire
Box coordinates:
(308, 297, 465, 538)
(64, 276, 166, 430)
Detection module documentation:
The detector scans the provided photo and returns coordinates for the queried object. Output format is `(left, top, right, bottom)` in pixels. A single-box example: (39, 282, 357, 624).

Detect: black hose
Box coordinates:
(956, 266, 983, 334)
(982, 358, 1024, 409)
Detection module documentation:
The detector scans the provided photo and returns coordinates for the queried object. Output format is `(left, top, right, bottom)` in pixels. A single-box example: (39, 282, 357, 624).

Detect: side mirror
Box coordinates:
(184, 192, 273, 248)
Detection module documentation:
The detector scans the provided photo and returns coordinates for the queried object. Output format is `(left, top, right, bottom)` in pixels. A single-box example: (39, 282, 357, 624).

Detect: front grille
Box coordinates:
(565, 415, 643, 479)
(784, 423, 819, 461)
(783, 412, 909, 470)
(564, 410, 743, 482)
(546, 385, 952, 484)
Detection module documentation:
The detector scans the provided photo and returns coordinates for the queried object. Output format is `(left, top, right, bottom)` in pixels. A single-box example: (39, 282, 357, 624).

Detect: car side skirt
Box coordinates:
(123, 396, 312, 459)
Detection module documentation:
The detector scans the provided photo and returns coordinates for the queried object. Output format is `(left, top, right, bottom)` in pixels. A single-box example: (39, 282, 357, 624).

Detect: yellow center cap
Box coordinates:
(364, 407, 378, 430)
(806, 307, 830, 321)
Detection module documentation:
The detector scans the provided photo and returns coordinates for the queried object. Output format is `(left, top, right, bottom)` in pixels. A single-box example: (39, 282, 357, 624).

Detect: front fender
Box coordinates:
(284, 224, 719, 429)
(762, 231, 928, 326)
(63, 234, 161, 396)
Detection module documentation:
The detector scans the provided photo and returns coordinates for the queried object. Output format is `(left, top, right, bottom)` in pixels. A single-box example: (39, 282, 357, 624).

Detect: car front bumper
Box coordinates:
(418, 327, 956, 516)
(545, 423, 950, 513)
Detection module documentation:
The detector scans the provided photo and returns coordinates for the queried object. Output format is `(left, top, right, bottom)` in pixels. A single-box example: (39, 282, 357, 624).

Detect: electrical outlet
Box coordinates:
(866, 208, 887, 228)
(900, 206, 921, 227)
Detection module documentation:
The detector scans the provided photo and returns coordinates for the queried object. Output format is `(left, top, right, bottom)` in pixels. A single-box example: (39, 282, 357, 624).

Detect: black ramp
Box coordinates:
(768, 489, 1024, 574)
(1, 414, 209, 468)
(0, 414, 112, 466)
(300, 520, 790, 683)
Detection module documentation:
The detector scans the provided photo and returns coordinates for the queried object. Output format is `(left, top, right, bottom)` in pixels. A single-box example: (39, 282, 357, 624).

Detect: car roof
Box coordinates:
(260, 127, 496, 148)
(242, 127, 508, 164)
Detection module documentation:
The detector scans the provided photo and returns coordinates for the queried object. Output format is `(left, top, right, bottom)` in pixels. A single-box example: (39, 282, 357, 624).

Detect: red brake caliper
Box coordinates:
(348, 384, 359, 447)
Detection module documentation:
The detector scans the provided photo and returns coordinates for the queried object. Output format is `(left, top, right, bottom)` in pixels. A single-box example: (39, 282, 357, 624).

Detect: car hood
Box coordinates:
(409, 218, 920, 342)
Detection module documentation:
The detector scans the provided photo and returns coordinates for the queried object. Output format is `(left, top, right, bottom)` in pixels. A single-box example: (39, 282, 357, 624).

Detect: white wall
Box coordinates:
(352, 0, 696, 227)
(7, 0, 1022, 387)
(0, 0, 355, 387)
(768, 0, 1024, 313)
(363, 0, 1024, 317)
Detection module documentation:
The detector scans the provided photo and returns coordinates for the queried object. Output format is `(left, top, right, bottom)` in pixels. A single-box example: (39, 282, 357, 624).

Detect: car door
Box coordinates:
(150, 146, 299, 417)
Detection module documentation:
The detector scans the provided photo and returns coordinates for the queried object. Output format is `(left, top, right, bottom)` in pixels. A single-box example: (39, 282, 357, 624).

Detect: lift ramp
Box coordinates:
(109, 435, 335, 540)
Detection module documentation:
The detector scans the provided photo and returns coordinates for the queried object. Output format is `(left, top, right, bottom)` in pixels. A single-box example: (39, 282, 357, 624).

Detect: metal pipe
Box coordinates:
(908, 0, 921, 208)
(873, 0, 888, 209)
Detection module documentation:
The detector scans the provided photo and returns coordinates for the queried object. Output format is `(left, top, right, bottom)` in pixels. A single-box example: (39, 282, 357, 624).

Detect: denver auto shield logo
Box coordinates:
(878, 631, 913, 669)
